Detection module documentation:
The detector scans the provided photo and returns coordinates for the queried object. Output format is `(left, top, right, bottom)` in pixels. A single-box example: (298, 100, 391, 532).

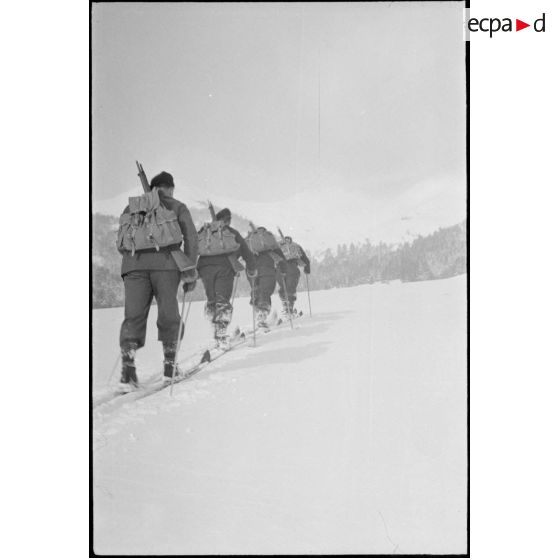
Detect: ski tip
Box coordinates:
(200, 349, 211, 364)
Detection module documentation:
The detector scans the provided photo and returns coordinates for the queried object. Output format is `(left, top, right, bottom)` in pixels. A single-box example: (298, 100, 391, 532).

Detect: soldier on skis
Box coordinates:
(197, 207, 256, 350)
(276, 234, 311, 318)
(117, 171, 199, 389)
(245, 225, 287, 330)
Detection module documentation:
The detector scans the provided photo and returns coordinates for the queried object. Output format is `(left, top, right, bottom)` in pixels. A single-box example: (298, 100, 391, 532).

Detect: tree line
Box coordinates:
(92, 214, 466, 309)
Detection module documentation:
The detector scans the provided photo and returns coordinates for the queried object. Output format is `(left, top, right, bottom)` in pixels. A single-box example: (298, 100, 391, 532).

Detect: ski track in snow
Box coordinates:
(93, 318, 311, 443)
(93, 277, 467, 555)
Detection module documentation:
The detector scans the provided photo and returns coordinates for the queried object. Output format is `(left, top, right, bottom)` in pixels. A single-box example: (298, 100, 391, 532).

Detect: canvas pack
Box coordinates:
(246, 229, 280, 254)
(198, 221, 240, 256)
(116, 189, 183, 255)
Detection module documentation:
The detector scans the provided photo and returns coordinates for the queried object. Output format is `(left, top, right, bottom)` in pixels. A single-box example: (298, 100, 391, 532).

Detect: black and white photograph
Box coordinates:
(92, 2, 467, 555)
(7, 0, 558, 557)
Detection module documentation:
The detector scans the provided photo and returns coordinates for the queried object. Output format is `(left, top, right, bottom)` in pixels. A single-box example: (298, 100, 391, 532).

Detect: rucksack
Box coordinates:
(280, 241, 303, 261)
(246, 229, 280, 254)
(198, 221, 240, 256)
(116, 188, 183, 255)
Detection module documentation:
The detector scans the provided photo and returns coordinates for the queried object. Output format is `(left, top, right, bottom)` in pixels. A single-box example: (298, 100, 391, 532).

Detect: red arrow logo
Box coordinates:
(516, 19, 530, 31)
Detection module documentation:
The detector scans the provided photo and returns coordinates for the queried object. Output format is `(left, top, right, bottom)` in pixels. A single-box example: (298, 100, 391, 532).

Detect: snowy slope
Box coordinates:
(93, 276, 467, 555)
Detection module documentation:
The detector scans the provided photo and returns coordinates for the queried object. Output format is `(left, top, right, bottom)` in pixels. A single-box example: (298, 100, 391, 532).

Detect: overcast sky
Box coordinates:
(93, 2, 465, 212)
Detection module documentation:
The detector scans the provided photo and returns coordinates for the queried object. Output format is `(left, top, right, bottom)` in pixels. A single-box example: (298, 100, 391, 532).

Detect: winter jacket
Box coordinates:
(279, 241, 311, 273)
(294, 246, 311, 273)
(120, 191, 199, 276)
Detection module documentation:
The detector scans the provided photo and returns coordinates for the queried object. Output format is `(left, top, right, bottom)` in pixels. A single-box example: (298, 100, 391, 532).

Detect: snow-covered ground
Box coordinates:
(93, 275, 467, 555)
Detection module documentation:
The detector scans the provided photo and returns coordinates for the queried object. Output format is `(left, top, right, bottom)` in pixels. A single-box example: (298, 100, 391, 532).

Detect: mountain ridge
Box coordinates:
(93, 173, 465, 253)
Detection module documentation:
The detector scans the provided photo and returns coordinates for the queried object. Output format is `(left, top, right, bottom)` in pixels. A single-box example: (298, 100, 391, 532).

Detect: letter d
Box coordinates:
(534, 13, 545, 32)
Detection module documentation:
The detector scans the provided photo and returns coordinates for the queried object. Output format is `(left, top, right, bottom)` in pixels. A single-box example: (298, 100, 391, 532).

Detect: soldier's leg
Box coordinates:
(277, 269, 290, 316)
(249, 276, 258, 307)
(214, 266, 235, 341)
(119, 271, 153, 385)
(151, 270, 182, 377)
(287, 268, 301, 311)
(120, 271, 153, 349)
(255, 274, 275, 325)
(199, 266, 218, 322)
(151, 270, 182, 343)
(276, 269, 288, 301)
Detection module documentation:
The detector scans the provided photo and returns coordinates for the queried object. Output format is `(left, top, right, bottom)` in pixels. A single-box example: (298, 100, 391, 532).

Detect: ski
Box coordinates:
(92, 326, 245, 409)
(92, 369, 162, 408)
(93, 311, 296, 412)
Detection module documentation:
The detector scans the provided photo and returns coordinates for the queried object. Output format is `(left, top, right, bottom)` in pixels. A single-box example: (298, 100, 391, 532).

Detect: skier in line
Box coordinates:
(118, 171, 199, 388)
(197, 208, 256, 349)
(276, 235, 311, 317)
(245, 226, 287, 330)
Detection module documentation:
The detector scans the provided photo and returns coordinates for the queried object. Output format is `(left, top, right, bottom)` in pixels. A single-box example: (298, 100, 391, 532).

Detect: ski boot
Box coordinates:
(162, 341, 182, 383)
(256, 309, 270, 332)
(286, 298, 298, 317)
(214, 322, 231, 351)
(119, 342, 139, 392)
(216, 336, 231, 351)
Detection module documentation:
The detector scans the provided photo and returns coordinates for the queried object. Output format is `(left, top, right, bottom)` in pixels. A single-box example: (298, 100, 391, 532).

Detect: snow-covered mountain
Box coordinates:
(93, 173, 465, 253)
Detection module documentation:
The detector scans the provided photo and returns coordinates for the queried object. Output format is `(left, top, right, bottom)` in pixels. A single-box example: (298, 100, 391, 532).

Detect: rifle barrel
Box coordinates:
(208, 201, 217, 221)
(136, 161, 150, 193)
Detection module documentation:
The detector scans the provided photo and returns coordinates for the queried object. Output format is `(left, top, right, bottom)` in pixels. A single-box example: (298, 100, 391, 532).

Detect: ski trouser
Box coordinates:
(119, 269, 183, 350)
(199, 264, 235, 325)
(250, 274, 276, 313)
(277, 263, 300, 305)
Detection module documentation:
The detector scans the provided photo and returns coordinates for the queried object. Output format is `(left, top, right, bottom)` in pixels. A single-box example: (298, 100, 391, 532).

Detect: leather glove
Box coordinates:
(181, 269, 198, 293)
(304, 265, 310, 274)
(181, 268, 198, 282)
(183, 279, 197, 293)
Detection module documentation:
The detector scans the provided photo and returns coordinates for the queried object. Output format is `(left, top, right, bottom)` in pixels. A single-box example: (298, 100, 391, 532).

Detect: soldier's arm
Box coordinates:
(116, 205, 131, 255)
(272, 248, 288, 274)
(177, 204, 199, 261)
(233, 229, 256, 273)
(273, 247, 287, 261)
(299, 247, 311, 270)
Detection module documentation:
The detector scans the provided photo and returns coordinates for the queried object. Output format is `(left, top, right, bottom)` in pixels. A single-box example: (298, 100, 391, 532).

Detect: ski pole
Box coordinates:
(106, 351, 121, 387)
(305, 273, 313, 317)
(170, 289, 193, 396)
(280, 274, 294, 329)
(250, 276, 257, 346)
(230, 273, 239, 319)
